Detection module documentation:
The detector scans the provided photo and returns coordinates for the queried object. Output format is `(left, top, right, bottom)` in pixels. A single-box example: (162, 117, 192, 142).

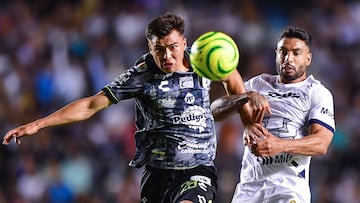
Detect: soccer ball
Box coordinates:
(190, 31, 240, 81)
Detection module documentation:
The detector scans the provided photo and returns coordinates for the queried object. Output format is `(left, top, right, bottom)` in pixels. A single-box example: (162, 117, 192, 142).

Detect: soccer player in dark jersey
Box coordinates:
(3, 13, 269, 203)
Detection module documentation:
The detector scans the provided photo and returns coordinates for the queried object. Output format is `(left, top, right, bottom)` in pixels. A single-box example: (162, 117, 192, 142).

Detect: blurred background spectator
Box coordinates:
(1, 0, 359, 202)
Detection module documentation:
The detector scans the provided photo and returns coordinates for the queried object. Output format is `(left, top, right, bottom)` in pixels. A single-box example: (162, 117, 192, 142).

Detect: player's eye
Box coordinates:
(293, 50, 302, 56)
(169, 44, 178, 50)
(277, 49, 287, 56)
(154, 47, 165, 53)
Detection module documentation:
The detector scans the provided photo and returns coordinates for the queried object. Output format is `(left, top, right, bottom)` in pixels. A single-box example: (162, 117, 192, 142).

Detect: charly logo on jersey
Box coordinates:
(172, 105, 207, 132)
(159, 80, 170, 92)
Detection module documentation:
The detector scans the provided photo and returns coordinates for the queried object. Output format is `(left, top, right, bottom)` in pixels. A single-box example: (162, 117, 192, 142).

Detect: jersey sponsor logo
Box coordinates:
(268, 91, 300, 98)
(184, 92, 195, 104)
(179, 76, 194, 89)
(178, 141, 210, 153)
(320, 107, 334, 118)
(257, 154, 293, 165)
(171, 106, 207, 132)
(158, 97, 176, 107)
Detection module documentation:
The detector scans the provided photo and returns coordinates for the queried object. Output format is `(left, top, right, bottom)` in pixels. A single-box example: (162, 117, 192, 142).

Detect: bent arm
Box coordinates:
(220, 70, 253, 124)
(282, 123, 334, 155)
(3, 91, 112, 144)
(215, 71, 271, 124)
(252, 123, 334, 157)
(222, 70, 247, 95)
(211, 94, 248, 121)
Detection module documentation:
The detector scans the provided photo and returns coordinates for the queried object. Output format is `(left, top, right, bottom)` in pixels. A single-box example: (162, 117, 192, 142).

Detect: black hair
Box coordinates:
(279, 26, 312, 47)
(146, 13, 185, 41)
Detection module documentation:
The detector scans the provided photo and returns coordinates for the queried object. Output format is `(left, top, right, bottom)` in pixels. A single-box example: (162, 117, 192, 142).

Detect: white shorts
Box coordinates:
(231, 176, 311, 203)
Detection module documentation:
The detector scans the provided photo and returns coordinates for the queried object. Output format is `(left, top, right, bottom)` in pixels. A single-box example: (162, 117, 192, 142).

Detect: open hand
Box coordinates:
(3, 122, 39, 145)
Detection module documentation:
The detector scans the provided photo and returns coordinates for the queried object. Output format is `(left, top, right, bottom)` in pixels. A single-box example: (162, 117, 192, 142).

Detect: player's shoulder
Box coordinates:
(248, 73, 277, 83)
(133, 52, 161, 74)
(305, 75, 328, 90)
(306, 75, 333, 97)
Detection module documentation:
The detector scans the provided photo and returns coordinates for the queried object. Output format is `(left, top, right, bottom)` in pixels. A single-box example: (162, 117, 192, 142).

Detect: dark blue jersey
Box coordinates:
(102, 50, 216, 169)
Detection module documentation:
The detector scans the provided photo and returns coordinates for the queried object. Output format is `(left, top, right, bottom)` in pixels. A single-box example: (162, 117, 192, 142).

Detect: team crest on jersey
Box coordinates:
(171, 105, 207, 132)
(184, 92, 195, 104)
(134, 61, 147, 72)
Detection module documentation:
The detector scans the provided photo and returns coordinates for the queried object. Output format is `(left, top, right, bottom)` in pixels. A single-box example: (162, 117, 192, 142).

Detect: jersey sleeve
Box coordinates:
(102, 62, 147, 104)
(308, 85, 335, 133)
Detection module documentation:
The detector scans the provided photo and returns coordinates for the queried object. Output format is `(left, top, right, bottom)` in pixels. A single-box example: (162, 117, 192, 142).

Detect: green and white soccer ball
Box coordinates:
(190, 31, 240, 81)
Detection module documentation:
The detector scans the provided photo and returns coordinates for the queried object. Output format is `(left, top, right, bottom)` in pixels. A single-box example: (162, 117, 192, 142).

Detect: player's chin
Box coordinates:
(280, 73, 297, 82)
(159, 67, 173, 73)
(160, 65, 176, 73)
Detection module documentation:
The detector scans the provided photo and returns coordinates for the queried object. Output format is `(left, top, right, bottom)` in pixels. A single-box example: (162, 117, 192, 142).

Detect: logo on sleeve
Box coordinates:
(320, 107, 334, 118)
(114, 68, 135, 86)
(134, 62, 148, 72)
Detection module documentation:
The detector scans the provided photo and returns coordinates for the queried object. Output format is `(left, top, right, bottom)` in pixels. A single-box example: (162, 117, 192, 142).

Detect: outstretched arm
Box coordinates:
(3, 91, 111, 145)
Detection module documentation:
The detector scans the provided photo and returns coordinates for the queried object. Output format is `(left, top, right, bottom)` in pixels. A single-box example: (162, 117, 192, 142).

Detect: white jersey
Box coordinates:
(232, 73, 335, 203)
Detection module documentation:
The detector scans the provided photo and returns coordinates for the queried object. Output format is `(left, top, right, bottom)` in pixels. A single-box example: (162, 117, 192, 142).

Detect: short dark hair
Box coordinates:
(146, 13, 185, 41)
(279, 26, 312, 47)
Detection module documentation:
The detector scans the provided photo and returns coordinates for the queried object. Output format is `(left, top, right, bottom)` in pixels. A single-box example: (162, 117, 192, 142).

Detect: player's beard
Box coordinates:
(277, 64, 306, 83)
(281, 71, 305, 82)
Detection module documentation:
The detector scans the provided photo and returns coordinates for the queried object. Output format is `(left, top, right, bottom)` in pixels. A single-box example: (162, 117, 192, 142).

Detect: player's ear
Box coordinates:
(148, 41, 152, 52)
(183, 37, 187, 47)
(306, 52, 312, 66)
(148, 41, 156, 56)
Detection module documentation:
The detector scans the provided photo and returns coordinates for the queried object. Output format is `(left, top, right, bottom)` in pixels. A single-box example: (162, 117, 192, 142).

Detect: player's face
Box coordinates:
(275, 38, 312, 84)
(148, 30, 188, 73)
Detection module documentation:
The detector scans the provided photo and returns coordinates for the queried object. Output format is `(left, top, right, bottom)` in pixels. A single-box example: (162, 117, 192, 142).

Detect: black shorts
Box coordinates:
(141, 165, 218, 203)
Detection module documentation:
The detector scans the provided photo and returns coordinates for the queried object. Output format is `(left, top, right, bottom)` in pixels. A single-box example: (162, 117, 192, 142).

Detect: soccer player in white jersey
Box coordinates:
(212, 26, 335, 203)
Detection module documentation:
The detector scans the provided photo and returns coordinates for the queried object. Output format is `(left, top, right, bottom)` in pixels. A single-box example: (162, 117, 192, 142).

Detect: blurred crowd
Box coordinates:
(0, 0, 359, 202)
